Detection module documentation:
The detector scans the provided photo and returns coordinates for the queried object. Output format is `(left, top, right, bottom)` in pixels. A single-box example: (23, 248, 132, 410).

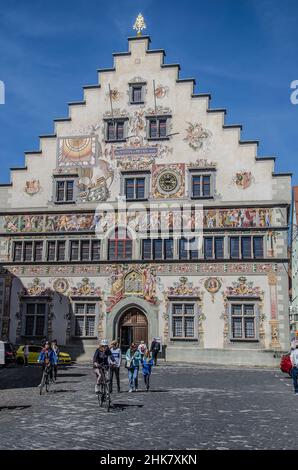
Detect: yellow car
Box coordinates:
(16, 345, 72, 365)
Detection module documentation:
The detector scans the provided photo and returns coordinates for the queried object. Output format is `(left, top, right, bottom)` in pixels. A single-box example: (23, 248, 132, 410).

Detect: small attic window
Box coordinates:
(129, 83, 145, 104)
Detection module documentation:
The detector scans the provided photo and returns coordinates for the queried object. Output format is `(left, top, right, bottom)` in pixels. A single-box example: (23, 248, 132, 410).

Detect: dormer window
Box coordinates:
(129, 83, 145, 104)
(147, 117, 169, 140)
(105, 119, 128, 142)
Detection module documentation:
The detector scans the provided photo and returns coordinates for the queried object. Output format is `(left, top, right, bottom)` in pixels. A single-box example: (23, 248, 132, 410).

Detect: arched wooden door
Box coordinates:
(119, 308, 148, 352)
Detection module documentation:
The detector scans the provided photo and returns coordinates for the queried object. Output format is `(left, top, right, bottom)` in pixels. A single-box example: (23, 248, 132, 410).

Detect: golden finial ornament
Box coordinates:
(133, 13, 146, 36)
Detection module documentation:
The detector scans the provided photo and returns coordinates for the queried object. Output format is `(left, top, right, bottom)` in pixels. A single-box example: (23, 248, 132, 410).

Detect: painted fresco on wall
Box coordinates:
(3, 215, 44, 233)
(166, 276, 202, 297)
(225, 276, 264, 297)
(154, 84, 169, 99)
(0, 207, 274, 234)
(24, 180, 41, 196)
(45, 213, 96, 232)
(204, 207, 272, 228)
(77, 159, 114, 202)
(106, 266, 157, 313)
(52, 278, 69, 294)
(106, 88, 121, 102)
(203, 277, 222, 303)
(20, 278, 52, 297)
(184, 122, 212, 151)
(57, 136, 97, 167)
(70, 278, 101, 297)
(232, 171, 255, 189)
(188, 158, 217, 169)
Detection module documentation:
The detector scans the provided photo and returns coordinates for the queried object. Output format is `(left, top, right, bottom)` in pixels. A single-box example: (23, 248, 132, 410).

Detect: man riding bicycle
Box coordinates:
(37, 341, 57, 386)
(93, 339, 115, 393)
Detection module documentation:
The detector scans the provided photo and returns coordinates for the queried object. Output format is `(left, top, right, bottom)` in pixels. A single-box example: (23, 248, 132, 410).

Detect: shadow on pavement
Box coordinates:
(112, 403, 144, 411)
(57, 373, 87, 378)
(0, 405, 31, 411)
(50, 389, 77, 394)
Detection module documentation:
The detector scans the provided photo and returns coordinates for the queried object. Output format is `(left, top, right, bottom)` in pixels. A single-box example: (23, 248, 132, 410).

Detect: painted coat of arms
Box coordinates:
(24, 180, 41, 196)
(233, 171, 254, 189)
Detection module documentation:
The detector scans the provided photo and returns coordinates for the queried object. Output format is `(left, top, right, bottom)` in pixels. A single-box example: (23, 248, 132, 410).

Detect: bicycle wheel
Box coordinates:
(98, 383, 105, 407)
(39, 372, 46, 395)
(105, 391, 111, 412)
(46, 374, 51, 393)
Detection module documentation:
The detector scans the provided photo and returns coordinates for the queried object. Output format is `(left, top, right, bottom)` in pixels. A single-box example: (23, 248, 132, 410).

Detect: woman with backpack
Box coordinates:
(138, 340, 147, 361)
(141, 350, 154, 391)
(125, 343, 141, 392)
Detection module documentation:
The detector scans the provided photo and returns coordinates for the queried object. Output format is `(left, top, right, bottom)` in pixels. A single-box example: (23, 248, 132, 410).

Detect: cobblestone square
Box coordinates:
(0, 362, 297, 450)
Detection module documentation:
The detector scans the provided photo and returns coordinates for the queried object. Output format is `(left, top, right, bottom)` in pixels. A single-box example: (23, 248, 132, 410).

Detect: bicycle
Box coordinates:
(39, 361, 53, 395)
(96, 366, 112, 412)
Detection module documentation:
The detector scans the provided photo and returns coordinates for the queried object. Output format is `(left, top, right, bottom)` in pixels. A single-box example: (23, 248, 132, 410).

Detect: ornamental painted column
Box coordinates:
(268, 272, 281, 349)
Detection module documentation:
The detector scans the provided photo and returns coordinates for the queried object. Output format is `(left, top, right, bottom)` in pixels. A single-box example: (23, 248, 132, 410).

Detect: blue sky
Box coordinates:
(0, 0, 297, 185)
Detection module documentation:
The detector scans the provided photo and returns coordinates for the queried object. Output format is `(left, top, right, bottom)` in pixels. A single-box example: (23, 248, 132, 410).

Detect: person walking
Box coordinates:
(51, 339, 60, 381)
(23, 342, 29, 367)
(290, 344, 298, 395)
(150, 337, 160, 366)
(109, 340, 122, 393)
(138, 340, 147, 361)
(125, 343, 141, 392)
(141, 350, 154, 391)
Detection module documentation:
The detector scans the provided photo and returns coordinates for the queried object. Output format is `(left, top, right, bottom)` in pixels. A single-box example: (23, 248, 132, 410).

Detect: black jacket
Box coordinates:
(93, 347, 115, 367)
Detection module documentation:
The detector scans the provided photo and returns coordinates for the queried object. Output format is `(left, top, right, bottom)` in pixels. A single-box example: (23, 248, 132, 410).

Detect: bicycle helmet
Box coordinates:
(100, 339, 109, 346)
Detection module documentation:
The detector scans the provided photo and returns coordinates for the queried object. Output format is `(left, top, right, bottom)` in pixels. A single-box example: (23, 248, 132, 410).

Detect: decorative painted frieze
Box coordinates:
(1, 206, 276, 234)
(2, 262, 282, 278)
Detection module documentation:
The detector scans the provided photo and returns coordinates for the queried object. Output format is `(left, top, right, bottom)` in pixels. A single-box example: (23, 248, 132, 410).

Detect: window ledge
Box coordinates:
(105, 139, 127, 144)
(54, 201, 76, 205)
(229, 339, 259, 343)
(129, 101, 145, 105)
(191, 196, 214, 200)
(147, 137, 170, 141)
(170, 338, 199, 342)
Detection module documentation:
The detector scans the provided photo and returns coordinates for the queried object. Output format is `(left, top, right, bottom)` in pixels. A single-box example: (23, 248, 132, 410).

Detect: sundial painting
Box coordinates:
(57, 136, 97, 167)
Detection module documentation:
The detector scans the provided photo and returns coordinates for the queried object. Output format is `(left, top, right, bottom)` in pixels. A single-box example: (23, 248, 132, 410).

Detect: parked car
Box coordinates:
(280, 352, 292, 377)
(16, 345, 71, 365)
(0, 341, 15, 366)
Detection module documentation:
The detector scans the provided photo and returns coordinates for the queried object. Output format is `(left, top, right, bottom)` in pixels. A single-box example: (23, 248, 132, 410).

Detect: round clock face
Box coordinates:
(158, 172, 178, 192)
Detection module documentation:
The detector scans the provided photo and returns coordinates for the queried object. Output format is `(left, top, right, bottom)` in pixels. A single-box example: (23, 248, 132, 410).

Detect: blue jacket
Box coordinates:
(38, 348, 57, 365)
(141, 358, 153, 375)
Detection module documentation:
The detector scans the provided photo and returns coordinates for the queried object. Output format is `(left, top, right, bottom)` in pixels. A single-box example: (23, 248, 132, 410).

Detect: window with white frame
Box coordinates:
(230, 302, 257, 341)
(171, 302, 196, 339)
(74, 302, 96, 337)
(24, 302, 47, 337)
